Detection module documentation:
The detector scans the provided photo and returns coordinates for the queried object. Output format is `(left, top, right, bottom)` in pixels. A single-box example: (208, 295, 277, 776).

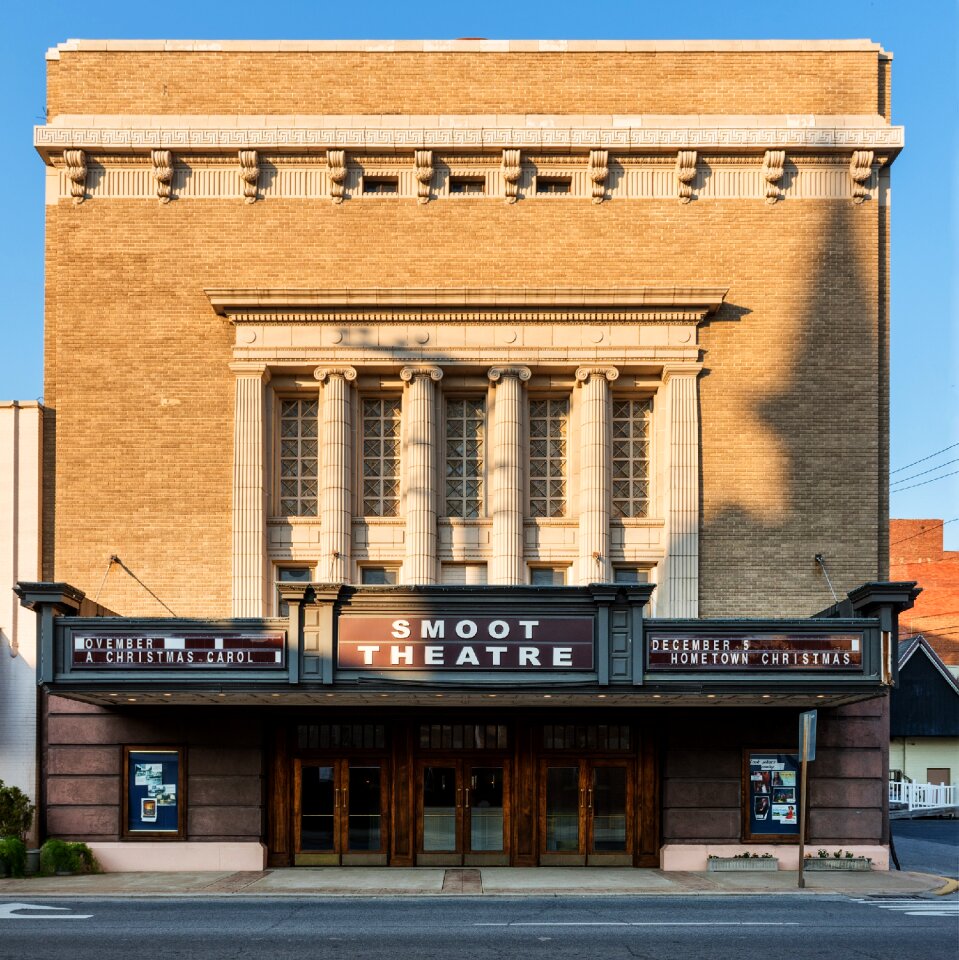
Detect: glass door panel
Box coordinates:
(590, 766, 628, 852)
(299, 765, 336, 852)
(544, 766, 581, 853)
(468, 766, 504, 852)
(347, 765, 382, 852)
(422, 765, 458, 852)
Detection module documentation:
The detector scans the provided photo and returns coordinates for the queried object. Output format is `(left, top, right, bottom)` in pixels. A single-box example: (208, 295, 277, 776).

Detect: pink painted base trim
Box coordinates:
(88, 841, 267, 872)
(660, 843, 889, 871)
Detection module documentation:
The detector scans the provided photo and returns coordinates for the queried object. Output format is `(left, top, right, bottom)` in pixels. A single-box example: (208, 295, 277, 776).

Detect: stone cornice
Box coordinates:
(34, 116, 904, 162)
(206, 287, 728, 319)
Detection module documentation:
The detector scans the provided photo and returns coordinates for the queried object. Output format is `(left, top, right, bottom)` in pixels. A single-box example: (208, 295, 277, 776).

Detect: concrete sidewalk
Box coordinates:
(0, 866, 954, 898)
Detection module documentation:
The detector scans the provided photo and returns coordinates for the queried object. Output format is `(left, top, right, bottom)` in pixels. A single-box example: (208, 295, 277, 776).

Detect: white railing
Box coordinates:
(889, 780, 959, 811)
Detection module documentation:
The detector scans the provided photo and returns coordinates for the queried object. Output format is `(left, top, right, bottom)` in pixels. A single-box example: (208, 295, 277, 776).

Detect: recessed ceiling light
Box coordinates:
(543, 694, 552, 699)
(109, 693, 118, 697)
(652, 694, 662, 699)
(816, 694, 825, 699)
(127, 697, 137, 702)
(487, 694, 497, 698)
(162, 693, 172, 698)
(271, 693, 281, 698)
(762, 694, 771, 699)
(218, 693, 226, 698)
(707, 694, 716, 699)
(597, 694, 607, 699)
(435, 693, 444, 698)
(379, 693, 389, 698)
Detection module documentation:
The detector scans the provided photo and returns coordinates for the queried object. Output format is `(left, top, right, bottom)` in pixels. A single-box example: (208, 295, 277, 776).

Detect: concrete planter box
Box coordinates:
(804, 857, 872, 871)
(707, 857, 778, 872)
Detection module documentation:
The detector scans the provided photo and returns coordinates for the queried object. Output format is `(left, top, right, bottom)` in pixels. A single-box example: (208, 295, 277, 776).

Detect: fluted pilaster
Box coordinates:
(487, 366, 531, 584)
(401, 365, 443, 584)
(662, 366, 701, 616)
(575, 366, 619, 583)
(231, 362, 270, 616)
(315, 366, 357, 583)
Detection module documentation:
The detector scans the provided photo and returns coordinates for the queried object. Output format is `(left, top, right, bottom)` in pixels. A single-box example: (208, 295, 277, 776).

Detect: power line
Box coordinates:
(890, 469, 959, 494)
(891, 442, 959, 475)
(889, 519, 957, 547)
(890, 458, 959, 486)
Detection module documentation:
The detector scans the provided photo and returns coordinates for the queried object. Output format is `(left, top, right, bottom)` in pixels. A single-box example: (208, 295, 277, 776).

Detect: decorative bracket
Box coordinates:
(502, 149, 521, 204)
(64, 149, 86, 205)
(850, 150, 874, 204)
(327, 149, 347, 204)
(150, 149, 173, 204)
(414, 150, 433, 204)
(238, 150, 259, 203)
(587, 149, 609, 204)
(761, 150, 785, 204)
(675, 151, 697, 203)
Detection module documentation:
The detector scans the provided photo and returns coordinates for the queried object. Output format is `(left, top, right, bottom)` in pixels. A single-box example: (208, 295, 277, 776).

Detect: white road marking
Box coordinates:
(850, 898, 959, 919)
(0, 902, 92, 920)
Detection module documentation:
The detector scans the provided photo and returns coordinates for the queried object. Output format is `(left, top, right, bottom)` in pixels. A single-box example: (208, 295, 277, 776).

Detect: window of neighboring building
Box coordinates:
(360, 566, 399, 585)
(535, 177, 572, 194)
(529, 398, 568, 517)
(448, 177, 485, 195)
(441, 563, 488, 585)
(361, 397, 402, 516)
(276, 566, 313, 617)
(530, 566, 566, 586)
(363, 177, 399, 195)
(278, 399, 318, 516)
(611, 398, 652, 518)
(445, 397, 485, 518)
(612, 567, 650, 584)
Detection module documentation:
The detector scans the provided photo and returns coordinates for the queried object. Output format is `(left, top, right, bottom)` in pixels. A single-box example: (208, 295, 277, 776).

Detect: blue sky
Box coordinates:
(2, 1, 956, 546)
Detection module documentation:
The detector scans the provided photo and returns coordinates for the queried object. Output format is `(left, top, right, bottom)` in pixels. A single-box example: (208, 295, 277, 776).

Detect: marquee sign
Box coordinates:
(646, 632, 863, 671)
(71, 633, 286, 668)
(337, 616, 594, 671)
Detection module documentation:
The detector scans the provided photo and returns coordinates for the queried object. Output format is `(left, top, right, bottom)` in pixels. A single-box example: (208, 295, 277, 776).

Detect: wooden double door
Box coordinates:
(294, 758, 388, 865)
(415, 759, 511, 865)
(540, 759, 634, 865)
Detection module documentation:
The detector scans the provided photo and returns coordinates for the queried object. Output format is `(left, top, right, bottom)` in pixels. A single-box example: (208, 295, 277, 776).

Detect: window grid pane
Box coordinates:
(278, 399, 319, 516)
(611, 399, 651, 518)
(445, 398, 485, 518)
(529, 398, 568, 517)
(361, 398, 402, 517)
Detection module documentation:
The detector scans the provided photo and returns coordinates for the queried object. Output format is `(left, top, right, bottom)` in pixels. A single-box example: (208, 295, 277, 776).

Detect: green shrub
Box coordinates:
(0, 781, 34, 842)
(67, 842, 100, 874)
(0, 836, 27, 877)
(39, 839, 101, 876)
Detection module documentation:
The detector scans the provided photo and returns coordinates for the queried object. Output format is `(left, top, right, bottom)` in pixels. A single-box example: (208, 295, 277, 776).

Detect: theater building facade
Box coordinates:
(22, 38, 914, 871)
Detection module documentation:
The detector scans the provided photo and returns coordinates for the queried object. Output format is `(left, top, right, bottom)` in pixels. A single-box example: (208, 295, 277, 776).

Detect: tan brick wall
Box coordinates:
(45, 192, 884, 618)
(47, 50, 882, 119)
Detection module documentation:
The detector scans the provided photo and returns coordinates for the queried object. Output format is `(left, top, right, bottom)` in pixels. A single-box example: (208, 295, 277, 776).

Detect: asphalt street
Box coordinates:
(891, 818, 959, 878)
(0, 894, 956, 960)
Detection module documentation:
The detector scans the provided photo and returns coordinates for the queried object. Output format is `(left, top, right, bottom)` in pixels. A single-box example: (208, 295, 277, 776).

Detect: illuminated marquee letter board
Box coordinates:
(744, 751, 801, 840)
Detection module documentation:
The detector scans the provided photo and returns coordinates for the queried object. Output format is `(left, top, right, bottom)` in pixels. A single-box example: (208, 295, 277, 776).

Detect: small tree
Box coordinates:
(0, 780, 35, 842)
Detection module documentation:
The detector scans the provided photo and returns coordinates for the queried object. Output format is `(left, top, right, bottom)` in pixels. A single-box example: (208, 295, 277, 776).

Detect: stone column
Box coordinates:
(314, 366, 357, 583)
(575, 366, 619, 584)
(401, 365, 443, 584)
(230, 361, 271, 617)
(487, 365, 532, 584)
(661, 365, 702, 617)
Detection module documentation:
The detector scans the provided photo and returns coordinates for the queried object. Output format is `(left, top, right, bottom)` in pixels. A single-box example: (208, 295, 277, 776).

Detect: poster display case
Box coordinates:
(743, 750, 800, 841)
(123, 746, 185, 838)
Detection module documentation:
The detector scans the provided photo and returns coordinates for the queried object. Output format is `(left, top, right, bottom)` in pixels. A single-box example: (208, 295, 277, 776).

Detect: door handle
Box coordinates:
(587, 789, 593, 810)
(334, 788, 341, 810)
(464, 788, 471, 809)
(457, 787, 463, 808)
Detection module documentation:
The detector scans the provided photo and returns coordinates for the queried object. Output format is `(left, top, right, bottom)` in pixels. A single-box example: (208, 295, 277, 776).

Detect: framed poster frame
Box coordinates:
(122, 745, 186, 840)
(742, 748, 801, 843)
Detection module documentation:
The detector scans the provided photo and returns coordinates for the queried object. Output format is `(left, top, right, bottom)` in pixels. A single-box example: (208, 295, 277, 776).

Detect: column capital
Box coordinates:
(314, 365, 358, 383)
(228, 360, 271, 381)
(661, 362, 703, 383)
(400, 364, 443, 383)
(575, 365, 620, 384)
(487, 365, 532, 383)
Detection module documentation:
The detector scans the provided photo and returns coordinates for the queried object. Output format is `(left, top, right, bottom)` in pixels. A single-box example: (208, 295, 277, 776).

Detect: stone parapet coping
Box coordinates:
(47, 38, 891, 59)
